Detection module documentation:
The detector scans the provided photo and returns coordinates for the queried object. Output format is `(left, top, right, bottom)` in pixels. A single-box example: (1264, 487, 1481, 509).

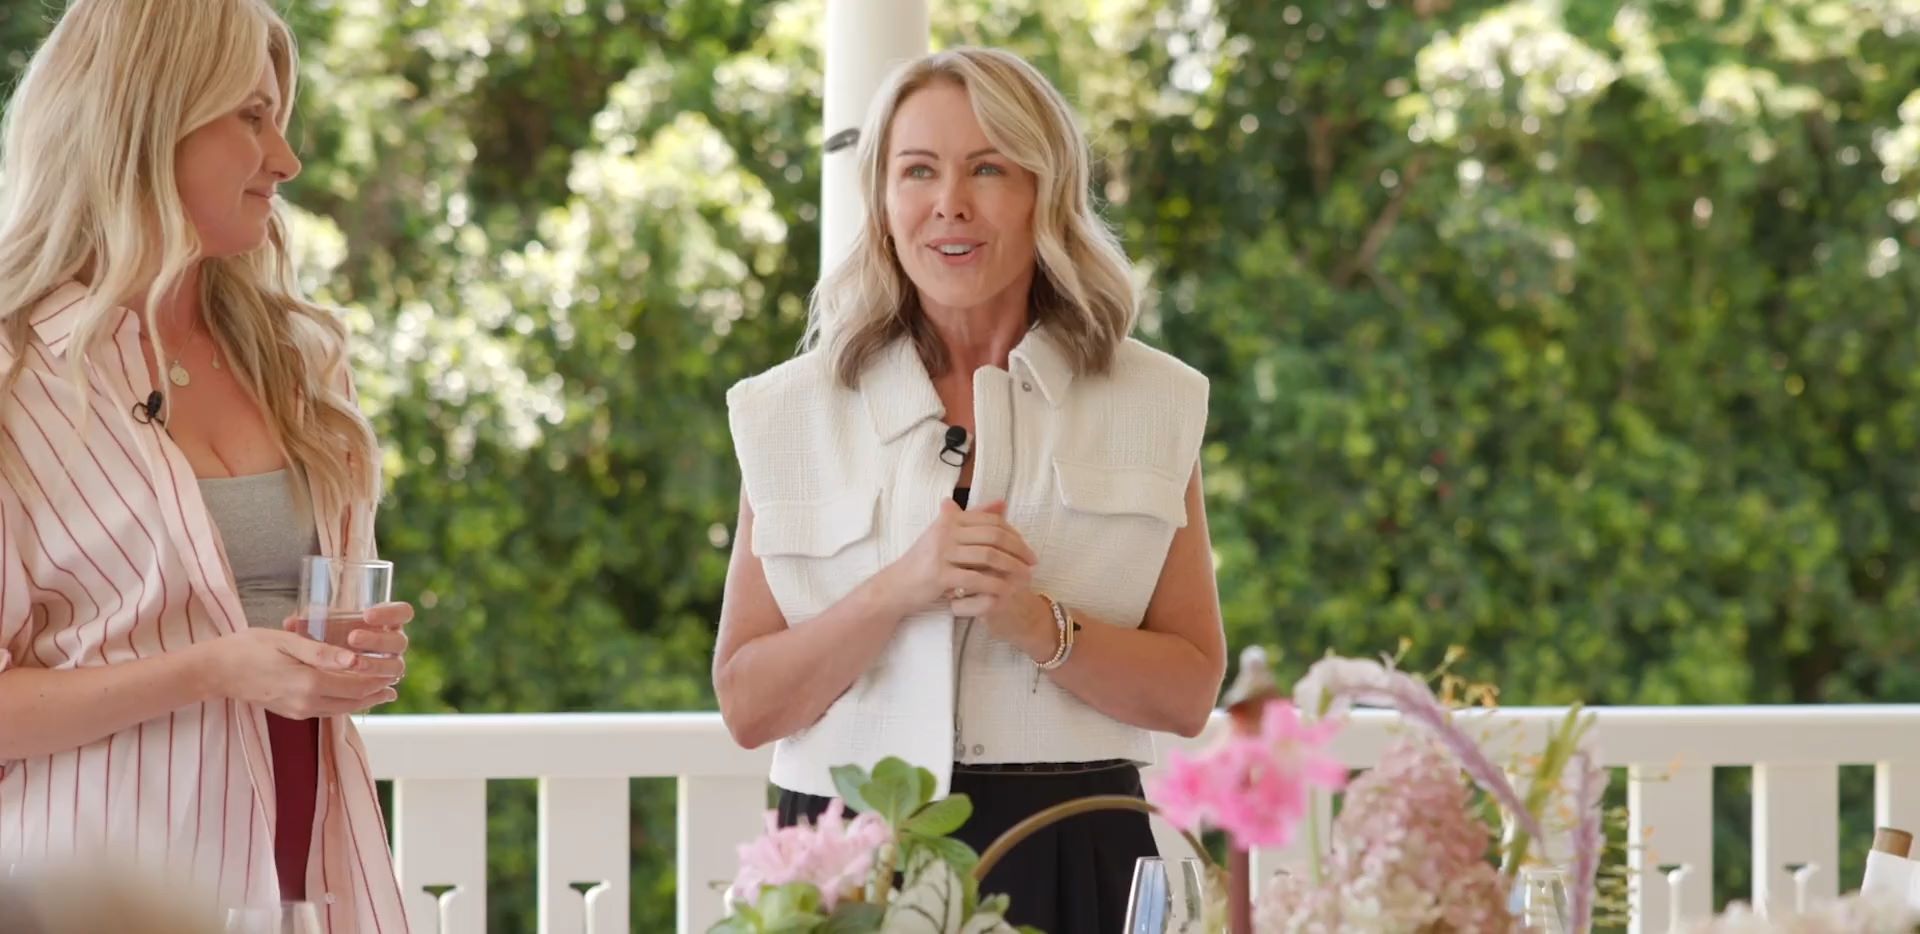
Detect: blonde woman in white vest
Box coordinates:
(0, 1, 410, 927)
(715, 46, 1227, 932)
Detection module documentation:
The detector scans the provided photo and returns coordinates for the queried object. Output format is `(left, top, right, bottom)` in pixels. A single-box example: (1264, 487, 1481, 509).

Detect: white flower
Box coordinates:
(1291, 656, 1392, 720)
(1681, 890, 1918, 932)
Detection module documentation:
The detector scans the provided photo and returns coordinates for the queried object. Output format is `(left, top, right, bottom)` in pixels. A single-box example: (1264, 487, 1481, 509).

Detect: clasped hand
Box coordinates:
(885, 499, 1045, 646)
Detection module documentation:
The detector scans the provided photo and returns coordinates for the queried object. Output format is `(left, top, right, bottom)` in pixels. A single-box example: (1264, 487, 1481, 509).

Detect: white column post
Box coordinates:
(821, 0, 931, 276)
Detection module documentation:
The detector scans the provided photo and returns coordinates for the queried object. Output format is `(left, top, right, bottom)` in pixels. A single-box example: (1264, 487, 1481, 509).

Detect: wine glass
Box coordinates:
(1124, 857, 1171, 933)
(1517, 867, 1572, 933)
(1126, 856, 1208, 933)
(1169, 857, 1207, 933)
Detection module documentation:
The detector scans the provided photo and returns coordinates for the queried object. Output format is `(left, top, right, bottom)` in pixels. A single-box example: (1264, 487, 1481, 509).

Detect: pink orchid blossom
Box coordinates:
(730, 800, 892, 910)
(1150, 700, 1347, 849)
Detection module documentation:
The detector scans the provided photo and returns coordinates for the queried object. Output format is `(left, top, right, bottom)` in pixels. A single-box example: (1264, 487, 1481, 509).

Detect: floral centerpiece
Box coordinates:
(710, 757, 1035, 934)
(714, 647, 1920, 933)
(1148, 647, 1614, 933)
(714, 646, 1611, 933)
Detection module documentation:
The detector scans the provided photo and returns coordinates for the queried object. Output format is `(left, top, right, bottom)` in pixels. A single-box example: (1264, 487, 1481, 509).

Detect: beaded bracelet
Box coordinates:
(1036, 592, 1076, 671)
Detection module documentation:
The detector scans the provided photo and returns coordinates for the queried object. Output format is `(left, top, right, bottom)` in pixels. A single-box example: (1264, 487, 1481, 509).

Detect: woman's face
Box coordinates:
(884, 81, 1039, 316)
(175, 60, 302, 259)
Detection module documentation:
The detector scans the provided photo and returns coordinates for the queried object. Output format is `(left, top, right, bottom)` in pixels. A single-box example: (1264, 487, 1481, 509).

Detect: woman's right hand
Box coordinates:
(880, 499, 1037, 611)
(197, 628, 397, 719)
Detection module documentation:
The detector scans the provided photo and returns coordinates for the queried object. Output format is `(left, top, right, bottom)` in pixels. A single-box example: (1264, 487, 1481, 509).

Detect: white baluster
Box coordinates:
(1752, 763, 1838, 917)
(1628, 764, 1713, 933)
(1663, 865, 1692, 932)
(392, 778, 488, 934)
(1789, 863, 1819, 913)
(677, 774, 767, 934)
(539, 777, 629, 934)
(1876, 760, 1920, 841)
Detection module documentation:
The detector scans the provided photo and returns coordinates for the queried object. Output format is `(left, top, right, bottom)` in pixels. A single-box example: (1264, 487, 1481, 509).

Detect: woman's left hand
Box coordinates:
(283, 601, 412, 708)
(947, 525, 1052, 660)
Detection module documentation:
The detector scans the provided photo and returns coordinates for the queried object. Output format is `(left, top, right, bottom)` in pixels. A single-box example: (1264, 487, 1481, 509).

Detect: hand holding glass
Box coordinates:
(297, 557, 393, 658)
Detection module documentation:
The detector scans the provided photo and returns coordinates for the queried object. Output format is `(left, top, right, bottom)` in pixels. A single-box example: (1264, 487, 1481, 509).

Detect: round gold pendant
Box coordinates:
(168, 362, 190, 387)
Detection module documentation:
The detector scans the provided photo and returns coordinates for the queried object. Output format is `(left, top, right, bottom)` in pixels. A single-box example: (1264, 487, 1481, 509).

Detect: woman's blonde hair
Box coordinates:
(0, 0, 378, 508)
(806, 46, 1138, 388)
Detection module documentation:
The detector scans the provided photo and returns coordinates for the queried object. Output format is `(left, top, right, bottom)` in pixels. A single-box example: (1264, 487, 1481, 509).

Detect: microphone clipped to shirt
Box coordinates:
(939, 425, 970, 468)
(130, 390, 165, 426)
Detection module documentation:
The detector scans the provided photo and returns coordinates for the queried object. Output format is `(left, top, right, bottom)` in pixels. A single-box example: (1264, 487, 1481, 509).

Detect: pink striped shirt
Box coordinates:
(0, 282, 407, 932)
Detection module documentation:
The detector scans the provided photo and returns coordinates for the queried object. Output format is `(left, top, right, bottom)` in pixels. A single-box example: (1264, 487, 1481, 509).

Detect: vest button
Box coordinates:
(954, 742, 965, 757)
(971, 744, 985, 756)
(1021, 381, 1033, 392)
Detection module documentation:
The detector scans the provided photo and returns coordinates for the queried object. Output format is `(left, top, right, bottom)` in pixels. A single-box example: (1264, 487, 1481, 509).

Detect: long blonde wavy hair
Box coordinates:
(806, 47, 1139, 389)
(0, 0, 378, 509)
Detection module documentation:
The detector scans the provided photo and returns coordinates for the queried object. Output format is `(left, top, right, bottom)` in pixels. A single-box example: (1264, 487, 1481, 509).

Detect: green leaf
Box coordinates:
(831, 764, 873, 815)
(902, 795, 972, 838)
(705, 913, 758, 934)
(915, 765, 937, 808)
(864, 757, 923, 827)
(751, 882, 827, 930)
(911, 832, 981, 877)
(820, 902, 886, 934)
(976, 892, 1010, 917)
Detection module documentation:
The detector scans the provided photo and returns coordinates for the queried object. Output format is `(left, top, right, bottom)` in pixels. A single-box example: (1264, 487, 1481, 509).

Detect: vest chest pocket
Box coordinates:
(1044, 460, 1188, 624)
(750, 488, 883, 624)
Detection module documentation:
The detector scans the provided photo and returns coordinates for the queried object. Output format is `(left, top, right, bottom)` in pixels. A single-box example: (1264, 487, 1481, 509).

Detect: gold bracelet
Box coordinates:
(1036, 593, 1075, 671)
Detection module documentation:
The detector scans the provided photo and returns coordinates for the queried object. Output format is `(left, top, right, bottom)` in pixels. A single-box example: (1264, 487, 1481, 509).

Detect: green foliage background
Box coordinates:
(5, 0, 1918, 928)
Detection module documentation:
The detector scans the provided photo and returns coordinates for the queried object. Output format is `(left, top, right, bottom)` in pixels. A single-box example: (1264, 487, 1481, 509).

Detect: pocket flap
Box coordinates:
(751, 488, 879, 558)
(1050, 460, 1189, 527)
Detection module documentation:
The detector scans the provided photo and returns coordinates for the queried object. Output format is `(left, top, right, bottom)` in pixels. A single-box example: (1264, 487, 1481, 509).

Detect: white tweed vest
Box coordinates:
(726, 325, 1208, 797)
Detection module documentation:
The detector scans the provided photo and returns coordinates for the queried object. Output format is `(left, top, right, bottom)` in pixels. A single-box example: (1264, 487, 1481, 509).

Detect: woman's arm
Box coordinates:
(0, 649, 217, 761)
(0, 631, 395, 762)
(711, 493, 914, 749)
(995, 464, 1228, 737)
(0, 486, 395, 759)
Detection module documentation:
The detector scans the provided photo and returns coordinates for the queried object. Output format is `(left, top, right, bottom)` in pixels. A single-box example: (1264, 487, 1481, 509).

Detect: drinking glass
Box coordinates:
(297, 556, 393, 657)
(1517, 867, 1572, 933)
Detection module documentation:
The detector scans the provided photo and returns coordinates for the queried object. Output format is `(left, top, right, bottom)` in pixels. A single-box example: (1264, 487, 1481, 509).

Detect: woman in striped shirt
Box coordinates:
(0, 1, 412, 929)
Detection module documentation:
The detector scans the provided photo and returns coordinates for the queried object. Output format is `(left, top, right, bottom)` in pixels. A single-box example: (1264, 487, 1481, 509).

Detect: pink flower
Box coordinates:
(730, 801, 892, 910)
(1149, 701, 1347, 849)
(1296, 655, 1546, 846)
(1260, 737, 1517, 932)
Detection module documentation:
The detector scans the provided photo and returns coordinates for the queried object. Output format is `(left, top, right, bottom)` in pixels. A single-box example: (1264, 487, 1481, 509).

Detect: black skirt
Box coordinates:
(777, 760, 1159, 934)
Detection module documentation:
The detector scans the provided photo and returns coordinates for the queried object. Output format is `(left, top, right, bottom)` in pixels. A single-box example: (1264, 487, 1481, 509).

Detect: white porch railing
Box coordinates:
(360, 706, 1920, 934)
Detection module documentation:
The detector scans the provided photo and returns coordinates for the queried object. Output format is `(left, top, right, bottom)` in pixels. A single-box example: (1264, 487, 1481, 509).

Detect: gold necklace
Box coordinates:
(166, 331, 222, 387)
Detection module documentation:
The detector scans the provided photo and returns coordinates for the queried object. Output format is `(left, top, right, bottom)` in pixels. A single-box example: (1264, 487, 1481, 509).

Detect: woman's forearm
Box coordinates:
(714, 571, 914, 749)
(0, 645, 219, 760)
(1003, 597, 1225, 738)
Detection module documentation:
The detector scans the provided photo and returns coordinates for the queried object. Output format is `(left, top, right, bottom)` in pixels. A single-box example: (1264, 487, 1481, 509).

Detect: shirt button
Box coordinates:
(972, 744, 985, 755)
(1021, 381, 1033, 392)
(954, 742, 966, 757)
